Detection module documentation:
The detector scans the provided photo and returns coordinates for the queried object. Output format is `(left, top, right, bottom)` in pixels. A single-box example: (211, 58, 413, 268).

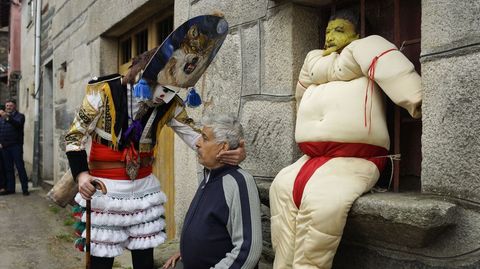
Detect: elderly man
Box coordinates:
(163, 113, 262, 269)
(269, 10, 422, 269)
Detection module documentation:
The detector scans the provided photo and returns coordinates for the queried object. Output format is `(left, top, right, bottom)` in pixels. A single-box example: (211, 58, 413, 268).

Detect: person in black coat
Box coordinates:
(0, 99, 29, 196)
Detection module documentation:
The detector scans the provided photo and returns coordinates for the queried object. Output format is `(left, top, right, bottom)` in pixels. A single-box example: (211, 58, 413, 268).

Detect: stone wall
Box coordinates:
(0, 29, 8, 102)
(332, 1, 480, 268)
(180, 0, 319, 184)
(421, 0, 480, 202)
(48, 0, 160, 180)
(173, 0, 320, 262)
(18, 0, 39, 175)
(0, 29, 7, 65)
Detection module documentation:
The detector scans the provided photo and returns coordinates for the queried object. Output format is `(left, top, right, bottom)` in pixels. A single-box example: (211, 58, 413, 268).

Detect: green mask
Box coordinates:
(323, 18, 359, 56)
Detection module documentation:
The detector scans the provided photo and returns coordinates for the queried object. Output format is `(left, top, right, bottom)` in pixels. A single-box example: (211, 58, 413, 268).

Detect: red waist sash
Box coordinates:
(89, 141, 153, 180)
(89, 167, 152, 180)
(293, 141, 388, 208)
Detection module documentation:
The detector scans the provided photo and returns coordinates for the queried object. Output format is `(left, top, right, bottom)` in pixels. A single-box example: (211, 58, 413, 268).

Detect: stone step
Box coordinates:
(345, 192, 457, 248)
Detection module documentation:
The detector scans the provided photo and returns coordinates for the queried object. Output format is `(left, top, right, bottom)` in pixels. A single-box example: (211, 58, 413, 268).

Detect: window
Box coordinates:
(26, 0, 34, 28)
(120, 38, 132, 64)
(135, 29, 148, 55)
(157, 15, 173, 45)
(118, 12, 173, 75)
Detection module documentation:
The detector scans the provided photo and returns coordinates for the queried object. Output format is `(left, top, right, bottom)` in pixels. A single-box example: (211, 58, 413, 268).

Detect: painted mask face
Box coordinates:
(323, 18, 359, 56)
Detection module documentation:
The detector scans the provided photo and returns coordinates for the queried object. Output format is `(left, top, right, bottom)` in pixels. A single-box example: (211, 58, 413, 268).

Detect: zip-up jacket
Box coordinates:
(0, 111, 25, 147)
(180, 165, 262, 269)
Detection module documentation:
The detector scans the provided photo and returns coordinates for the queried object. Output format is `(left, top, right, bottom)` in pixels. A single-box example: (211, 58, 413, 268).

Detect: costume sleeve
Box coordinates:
(65, 89, 104, 181)
(214, 169, 262, 269)
(167, 102, 201, 150)
(296, 49, 339, 108)
(346, 35, 422, 118)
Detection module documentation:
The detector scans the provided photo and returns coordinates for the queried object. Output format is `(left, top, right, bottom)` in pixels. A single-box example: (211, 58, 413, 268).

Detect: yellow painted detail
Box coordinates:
(323, 18, 359, 56)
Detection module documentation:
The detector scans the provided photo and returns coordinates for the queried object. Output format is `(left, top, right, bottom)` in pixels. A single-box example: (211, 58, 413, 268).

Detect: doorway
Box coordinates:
(40, 61, 54, 181)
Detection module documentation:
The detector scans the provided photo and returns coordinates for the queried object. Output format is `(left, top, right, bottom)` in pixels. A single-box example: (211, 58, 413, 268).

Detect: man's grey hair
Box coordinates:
(201, 113, 244, 149)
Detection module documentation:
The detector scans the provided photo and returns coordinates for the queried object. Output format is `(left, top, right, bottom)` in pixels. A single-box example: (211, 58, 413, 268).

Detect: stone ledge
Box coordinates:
(344, 193, 457, 248)
(291, 0, 332, 8)
(255, 179, 458, 249)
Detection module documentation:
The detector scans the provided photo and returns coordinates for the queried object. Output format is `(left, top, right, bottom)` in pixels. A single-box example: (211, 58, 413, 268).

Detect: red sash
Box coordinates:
(292, 141, 388, 208)
(89, 142, 153, 180)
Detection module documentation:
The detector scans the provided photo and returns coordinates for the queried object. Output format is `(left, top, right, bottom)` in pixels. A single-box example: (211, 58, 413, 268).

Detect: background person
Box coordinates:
(0, 99, 29, 196)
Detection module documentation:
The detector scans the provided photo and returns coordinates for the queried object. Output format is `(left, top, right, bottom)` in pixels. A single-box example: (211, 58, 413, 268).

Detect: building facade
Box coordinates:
(16, 0, 480, 268)
(0, 0, 22, 104)
(0, 26, 8, 99)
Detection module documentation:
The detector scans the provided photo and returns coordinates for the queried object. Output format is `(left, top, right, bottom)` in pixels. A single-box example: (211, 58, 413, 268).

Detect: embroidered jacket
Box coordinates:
(65, 74, 200, 180)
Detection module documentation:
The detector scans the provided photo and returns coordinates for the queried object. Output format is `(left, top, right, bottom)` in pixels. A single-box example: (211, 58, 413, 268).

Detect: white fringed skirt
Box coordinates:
(74, 173, 167, 257)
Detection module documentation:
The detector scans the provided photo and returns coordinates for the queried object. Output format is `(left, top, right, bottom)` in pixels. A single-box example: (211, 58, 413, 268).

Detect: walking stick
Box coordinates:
(86, 179, 107, 269)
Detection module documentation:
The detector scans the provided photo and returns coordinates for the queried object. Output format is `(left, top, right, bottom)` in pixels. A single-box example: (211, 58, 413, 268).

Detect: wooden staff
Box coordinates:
(86, 179, 107, 269)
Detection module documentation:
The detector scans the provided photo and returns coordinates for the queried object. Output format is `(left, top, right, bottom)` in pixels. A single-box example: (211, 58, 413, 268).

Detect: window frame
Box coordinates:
(26, 0, 34, 29)
(117, 11, 173, 76)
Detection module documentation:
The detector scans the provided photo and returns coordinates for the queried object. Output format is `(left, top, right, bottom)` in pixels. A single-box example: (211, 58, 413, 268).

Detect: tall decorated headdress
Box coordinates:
(132, 14, 229, 108)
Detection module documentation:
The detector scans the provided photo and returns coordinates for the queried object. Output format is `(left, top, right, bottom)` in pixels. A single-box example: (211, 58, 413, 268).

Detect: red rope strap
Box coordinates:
(364, 48, 397, 132)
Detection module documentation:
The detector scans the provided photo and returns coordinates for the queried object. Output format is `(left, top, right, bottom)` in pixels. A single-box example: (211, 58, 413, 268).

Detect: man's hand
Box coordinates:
(0, 110, 7, 118)
(162, 252, 181, 269)
(77, 172, 97, 200)
(217, 139, 246, 166)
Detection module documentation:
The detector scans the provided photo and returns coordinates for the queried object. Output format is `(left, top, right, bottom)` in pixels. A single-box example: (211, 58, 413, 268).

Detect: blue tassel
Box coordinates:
(133, 79, 152, 100)
(185, 88, 202, 108)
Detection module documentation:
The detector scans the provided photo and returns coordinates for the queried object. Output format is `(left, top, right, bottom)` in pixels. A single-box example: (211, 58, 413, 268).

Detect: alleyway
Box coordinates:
(0, 183, 176, 269)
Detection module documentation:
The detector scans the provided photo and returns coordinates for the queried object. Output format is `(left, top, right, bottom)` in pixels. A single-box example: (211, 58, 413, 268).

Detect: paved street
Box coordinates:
(0, 183, 268, 269)
(0, 183, 141, 269)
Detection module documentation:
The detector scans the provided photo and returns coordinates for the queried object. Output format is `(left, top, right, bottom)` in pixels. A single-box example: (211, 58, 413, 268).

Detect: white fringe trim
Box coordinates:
(82, 204, 165, 226)
(75, 191, 167, 212)
(126, 232, 167, 250)
(82, 227, 129, 244)
(81, 218, 166, 244)
(84, 223, 167, 257)
(128, 219, 166, 237)
(90, 242, 124, 258)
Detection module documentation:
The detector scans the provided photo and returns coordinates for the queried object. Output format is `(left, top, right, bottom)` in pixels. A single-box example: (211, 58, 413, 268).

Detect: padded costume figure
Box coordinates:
(269, 11, 422, 269)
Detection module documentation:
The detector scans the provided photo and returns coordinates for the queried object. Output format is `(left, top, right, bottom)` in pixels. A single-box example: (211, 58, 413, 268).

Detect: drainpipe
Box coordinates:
(31, 0, 42, 187)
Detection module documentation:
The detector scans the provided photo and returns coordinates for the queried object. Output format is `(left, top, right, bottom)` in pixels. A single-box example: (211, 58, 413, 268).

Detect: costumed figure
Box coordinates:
(65, 15, 241, 269)
(269, 10, 422, 269)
